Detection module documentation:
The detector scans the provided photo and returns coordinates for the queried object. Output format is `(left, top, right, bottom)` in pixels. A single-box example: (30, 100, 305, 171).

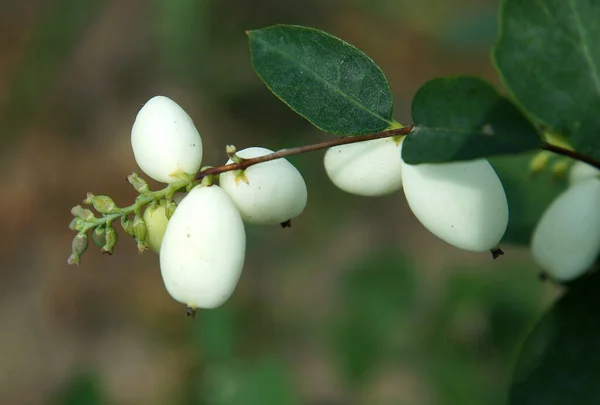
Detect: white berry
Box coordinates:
(219, 147, 308, 225)
(131, 96, 203, 183)
(323, 137, 404, 196)
(568, 161, 600, 187)
(159, 185, 246, 309)
(531, 178, 600, 281)
(401, 154, 509, 252)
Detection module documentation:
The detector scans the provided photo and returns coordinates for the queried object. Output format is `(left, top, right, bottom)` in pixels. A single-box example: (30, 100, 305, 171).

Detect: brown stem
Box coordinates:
(196, 125, 600, 180)
(197, 125, 414, 179)
(543, 143, 600, 170)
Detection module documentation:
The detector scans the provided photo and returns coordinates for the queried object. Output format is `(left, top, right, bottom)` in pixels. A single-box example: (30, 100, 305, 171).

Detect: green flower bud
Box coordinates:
(133, 214, 148, 241)
(101, 226, 118, 255)
(67, 253, 80, 266)
(71, 205, 95, 221)
(121, 216, 134, 236)
(127, 172, 150, 194)
(72, 233, 88, 256)
(92, 226, 106, 248)
(83, 192, 95, 205)
(69, 217, 85, 231)
(552, 158, 570, 178)
(165, 200, 177, 219)
(137, 240, 148, 254)
(90, 195, 118, 214)
(529, 151, 552, 174)
(143, 203, 170, 253)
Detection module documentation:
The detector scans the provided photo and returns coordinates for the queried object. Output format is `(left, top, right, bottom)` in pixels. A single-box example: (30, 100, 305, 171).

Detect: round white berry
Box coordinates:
(159, 185, 246, 309)
(219, 147, 308, 225)
(531, 178, 600, 281)
(568, 161, 600, 187)
(401, 155, 509, 252)
(131, 96, 203, 183)
(323, 137, 404, 196)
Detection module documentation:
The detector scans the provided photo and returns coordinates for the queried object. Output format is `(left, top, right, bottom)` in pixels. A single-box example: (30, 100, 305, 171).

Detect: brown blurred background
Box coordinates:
(0, 1, 559, 404)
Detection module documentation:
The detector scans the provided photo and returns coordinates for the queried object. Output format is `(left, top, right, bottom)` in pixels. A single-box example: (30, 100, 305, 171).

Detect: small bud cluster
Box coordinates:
(68, 201, 119, 264)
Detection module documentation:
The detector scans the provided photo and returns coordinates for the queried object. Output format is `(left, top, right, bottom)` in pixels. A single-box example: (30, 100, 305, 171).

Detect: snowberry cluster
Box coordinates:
(72, 95, 513, 314)
(100, 91, 600, 311)
(531, 162, 600, 281)
(130, 96, 308, 314)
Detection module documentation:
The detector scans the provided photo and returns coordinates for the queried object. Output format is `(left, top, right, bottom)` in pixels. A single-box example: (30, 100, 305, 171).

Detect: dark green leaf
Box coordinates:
(510, 271, 600, 405)
(489, 153, 567, 245)
(248, 24, 396, 135)
(403, 76, 542, 164)
(493, 0, 600, 161)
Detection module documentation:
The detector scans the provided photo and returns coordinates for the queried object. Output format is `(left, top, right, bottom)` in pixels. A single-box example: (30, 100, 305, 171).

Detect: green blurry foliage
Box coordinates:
(52, 371, 106, 405)
(423, 264, 545, 405)
(510, 271, 600, 405)
(1, 0, 106, 143)
(330, 250, 416, 384)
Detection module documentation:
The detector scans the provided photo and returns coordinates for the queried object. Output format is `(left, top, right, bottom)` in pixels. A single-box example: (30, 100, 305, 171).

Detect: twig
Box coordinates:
(196, 126, 414, 179)
(543, 143, 600, 170)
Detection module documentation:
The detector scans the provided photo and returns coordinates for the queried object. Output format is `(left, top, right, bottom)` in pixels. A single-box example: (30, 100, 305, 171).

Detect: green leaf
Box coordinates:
(509, 271, 600, 404)
(489, 153, 567, 245)
(402, 76, 543, 164)
(248, 24, 396, 135)
(493, 0, 600, 161)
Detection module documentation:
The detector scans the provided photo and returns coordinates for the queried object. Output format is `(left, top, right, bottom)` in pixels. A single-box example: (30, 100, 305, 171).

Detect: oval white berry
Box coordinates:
(159, 185, 246, 309)
(323, 137, 404, 196)
(531, 178, 600, 281)
(401, 154, 509, 252)
(568, 161, 600, 187)
(219, 147, 308, 225)
(131, 96, 203, 183)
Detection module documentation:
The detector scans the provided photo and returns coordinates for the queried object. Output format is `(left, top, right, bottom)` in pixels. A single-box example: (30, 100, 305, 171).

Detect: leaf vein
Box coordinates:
(261, 40, 393, 127)
(568, 0, 600, 95)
